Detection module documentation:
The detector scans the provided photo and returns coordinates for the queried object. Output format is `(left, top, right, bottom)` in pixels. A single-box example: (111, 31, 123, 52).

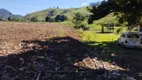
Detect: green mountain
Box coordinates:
(25, 7, 91, 21)
(24, 7, 118, 25)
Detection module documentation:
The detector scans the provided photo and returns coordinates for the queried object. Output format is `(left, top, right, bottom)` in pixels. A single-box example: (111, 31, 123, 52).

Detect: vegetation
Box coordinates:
(25, 7, 91, 21)
(73, 13, 89, 30)
(30, 16, 38, 22)
(55, 14, 68, 22)
(0, 1, 142, 79)
(7, 12, 12, 21)
(45, 16, 52, 22)
(88, 0, 142, 29)
(79, 31, 119, 43)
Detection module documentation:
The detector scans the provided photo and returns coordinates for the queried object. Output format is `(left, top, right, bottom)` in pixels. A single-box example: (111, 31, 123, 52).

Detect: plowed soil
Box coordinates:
(0, 22, 141, 80)
(0, 22, 79, 56)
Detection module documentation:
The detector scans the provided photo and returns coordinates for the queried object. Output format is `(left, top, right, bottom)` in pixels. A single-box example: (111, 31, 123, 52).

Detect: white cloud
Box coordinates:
(82, 3, 88, 6)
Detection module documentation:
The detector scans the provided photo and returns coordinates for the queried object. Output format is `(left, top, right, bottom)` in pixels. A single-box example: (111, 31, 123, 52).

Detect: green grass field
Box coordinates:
(79, 31, 120, 49)
(78, 26, 126, 51)
(80, 31, 120, 42)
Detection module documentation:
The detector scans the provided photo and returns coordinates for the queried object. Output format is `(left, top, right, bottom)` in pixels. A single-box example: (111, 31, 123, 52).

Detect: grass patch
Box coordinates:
(79, 31, 120, 42)
(79, 30, 121, 51)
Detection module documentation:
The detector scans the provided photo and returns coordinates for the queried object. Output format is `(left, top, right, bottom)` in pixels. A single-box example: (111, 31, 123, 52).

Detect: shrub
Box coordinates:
(74, 13, 85, 21)
(73, 13, 89, 30)
(30, 16, 38, 22)
(45, 16, 51, 22)
(74, 21, 89, 30)
(45, 16, 55, 22)
(55, 15, 68, 22)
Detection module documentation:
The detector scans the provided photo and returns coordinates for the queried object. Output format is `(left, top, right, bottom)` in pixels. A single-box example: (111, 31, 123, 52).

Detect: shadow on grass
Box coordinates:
(0, 37, 141, 80)
(84, 40, 142, 80)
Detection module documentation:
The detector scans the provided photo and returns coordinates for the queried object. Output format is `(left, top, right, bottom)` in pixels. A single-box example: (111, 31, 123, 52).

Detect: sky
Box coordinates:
(0, 0, 102, 16)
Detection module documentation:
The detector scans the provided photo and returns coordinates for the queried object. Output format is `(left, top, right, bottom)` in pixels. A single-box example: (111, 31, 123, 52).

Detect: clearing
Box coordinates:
(0, 22, 142, 80)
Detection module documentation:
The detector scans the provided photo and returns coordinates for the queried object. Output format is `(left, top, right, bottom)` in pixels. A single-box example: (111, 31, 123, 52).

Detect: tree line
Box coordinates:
(0, 14, 68, 22)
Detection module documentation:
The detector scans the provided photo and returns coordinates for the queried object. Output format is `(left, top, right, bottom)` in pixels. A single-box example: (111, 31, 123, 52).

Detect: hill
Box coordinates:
(0, 8, 11, 19)
(25, 7, 118, 25)
(0, 8, 23, 20)
(25, 7, 91, 21)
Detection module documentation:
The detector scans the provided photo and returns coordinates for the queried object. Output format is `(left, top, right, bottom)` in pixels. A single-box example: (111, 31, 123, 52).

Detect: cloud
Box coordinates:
(82, 2, 88, 6)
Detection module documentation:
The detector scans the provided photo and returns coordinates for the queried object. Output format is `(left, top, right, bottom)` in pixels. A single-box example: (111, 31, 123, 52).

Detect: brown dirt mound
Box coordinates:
(0, 22, 79, 56)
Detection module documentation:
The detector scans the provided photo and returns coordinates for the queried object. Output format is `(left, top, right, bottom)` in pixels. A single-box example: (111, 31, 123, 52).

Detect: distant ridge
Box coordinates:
(0, 8, 23, 19)
(24, 7, 91, 21)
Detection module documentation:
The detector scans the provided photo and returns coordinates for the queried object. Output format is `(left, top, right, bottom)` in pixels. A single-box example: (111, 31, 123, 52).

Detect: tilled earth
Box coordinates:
(0, 22, 140, 80)
(0, 22, 78, 56)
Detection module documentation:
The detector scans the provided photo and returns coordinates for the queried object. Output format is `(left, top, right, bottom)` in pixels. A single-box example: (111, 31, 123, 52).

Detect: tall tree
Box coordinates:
(88, 0, 142, 28)
(8, 12, 12, 21)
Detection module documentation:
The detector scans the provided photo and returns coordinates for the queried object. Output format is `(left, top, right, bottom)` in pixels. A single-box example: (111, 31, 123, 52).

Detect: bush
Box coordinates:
(30, 16, 38, 22)
(74, 21, 89, 30)
(55, 15, 68, 22)
(74, 13, 85, 21)
(11, 17, 21, 22)
(45, 16, 51, 22)
(8, 16, 12, 21)
(45, 16, 55, 22)
(73, 13, 88, 30)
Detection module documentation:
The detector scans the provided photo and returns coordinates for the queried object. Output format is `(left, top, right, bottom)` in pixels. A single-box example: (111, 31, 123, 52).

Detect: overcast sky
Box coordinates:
(0, 0, 103, 16)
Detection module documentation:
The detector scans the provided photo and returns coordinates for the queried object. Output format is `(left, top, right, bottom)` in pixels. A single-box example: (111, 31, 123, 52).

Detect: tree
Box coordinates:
(55, 15, 61, 22)
(8, 12, 12, 21)
(88, 0, 142, 28)
(55, 15, 67, 22)
(45, 16, 51, 22)
(73, 13, 88, 30)
(74, 13, 85, 21)
(30, 16, 38, 22)
(45, 16, 55, 22)
(48, 10, 56, 16)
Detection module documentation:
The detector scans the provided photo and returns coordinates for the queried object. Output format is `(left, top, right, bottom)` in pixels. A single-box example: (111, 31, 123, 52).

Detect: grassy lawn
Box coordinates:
(80, 31, 120, 42)
(79, 30, 120, 50)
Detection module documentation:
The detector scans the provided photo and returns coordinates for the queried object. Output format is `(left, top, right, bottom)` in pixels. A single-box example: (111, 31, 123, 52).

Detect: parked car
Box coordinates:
(118, 32, 142, 48)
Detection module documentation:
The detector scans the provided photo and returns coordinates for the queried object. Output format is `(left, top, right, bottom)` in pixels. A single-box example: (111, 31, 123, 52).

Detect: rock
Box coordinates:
(83, 57, 96, 69)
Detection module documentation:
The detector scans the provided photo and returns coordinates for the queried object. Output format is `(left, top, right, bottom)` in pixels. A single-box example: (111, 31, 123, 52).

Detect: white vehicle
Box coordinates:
(118, 32, 142, 48)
